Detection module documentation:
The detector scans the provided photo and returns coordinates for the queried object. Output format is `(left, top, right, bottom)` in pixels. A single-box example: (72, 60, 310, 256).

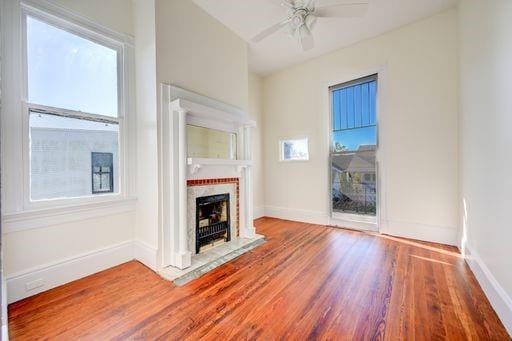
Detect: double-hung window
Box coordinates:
(23, 8, 124, 202)
(330, 75, 378, 217)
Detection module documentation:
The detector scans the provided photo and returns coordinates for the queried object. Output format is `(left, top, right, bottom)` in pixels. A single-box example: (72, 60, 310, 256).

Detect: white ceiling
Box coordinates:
(192, 0, 458, 75)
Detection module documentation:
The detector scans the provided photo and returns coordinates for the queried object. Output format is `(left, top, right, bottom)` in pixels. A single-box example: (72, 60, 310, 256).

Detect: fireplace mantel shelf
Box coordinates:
(187, 157, 252, 174)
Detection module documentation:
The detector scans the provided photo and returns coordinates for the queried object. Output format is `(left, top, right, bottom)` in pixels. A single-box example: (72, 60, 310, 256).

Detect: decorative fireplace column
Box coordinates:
(160, 85, 256, 270)
(240, 125, 256, 239)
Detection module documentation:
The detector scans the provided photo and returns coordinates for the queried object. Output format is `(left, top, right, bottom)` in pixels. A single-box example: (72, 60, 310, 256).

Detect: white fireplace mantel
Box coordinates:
(187, 157, 252, 175)
(170, 98, 256, 133)
(160, 85, 257, 270)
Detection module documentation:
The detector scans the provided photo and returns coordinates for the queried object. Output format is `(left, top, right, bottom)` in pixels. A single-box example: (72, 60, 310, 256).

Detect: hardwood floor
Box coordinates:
(8, 218, 510, 340)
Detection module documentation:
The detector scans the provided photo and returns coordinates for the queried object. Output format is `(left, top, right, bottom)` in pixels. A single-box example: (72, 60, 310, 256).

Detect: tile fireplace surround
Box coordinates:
(160, 177, 263, 284)
(159, 85, 264, 282)
(187, 178, 239, 253)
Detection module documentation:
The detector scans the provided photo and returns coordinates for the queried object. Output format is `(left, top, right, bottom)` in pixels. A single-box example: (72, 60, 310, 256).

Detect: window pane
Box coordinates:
(92, 152, 114, 194)
(332, 126, 377, 152)
(30, 112, 119, 200)
(332, 80, 377, 131)
(281, 138, 309, 161)
(27, 16, 118, 117)
(331, 150, 376, 215)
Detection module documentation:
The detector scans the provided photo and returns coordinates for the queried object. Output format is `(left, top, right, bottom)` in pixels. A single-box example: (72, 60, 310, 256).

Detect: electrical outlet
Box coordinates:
(25, 278, 44, 292)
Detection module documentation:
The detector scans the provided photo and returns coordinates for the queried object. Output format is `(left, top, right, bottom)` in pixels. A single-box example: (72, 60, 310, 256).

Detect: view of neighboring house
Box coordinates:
(30, 114, 119, 200)
(332, 145, 377, 215)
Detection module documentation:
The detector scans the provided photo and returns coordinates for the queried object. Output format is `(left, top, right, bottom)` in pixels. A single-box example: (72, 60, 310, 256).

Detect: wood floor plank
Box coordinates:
(8, 218, 511, 340)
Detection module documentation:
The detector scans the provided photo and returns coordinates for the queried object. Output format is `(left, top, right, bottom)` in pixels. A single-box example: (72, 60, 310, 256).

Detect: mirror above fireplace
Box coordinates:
(187, 125, 237, 160)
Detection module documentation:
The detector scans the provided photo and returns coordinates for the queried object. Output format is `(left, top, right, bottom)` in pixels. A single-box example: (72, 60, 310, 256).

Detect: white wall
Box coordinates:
(248, 72, 264, 217)
(459, 0, 512, 333)
(262, 9, 459, 245)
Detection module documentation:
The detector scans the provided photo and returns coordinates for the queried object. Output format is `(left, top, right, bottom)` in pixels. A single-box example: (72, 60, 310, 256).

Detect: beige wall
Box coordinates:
(4, 212, 134, 275)
(133, 0, 159, 250)
(155, 0, 248, 111)
(249, 72, 265, 215)
(459, 0, 512, 326)
(50, 0, 133, 36)
(262, 9, 459, 244)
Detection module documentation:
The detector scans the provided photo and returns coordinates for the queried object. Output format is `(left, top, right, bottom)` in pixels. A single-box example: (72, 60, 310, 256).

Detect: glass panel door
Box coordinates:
(330, 75, 378, 217)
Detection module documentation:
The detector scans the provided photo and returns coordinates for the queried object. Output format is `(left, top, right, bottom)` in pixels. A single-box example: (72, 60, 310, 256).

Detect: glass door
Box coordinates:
(330, 75, 378, 227)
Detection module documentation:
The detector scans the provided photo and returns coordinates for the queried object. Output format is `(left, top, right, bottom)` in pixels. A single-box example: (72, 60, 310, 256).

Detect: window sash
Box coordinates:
(21, 3, 125, 119)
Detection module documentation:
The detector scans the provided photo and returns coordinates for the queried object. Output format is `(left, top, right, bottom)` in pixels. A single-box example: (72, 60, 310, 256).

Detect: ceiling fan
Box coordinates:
(251, 0, 369, 51)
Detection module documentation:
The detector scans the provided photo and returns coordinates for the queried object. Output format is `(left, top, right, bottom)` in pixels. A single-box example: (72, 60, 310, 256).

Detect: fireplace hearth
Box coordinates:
(196, 193, 231, 253)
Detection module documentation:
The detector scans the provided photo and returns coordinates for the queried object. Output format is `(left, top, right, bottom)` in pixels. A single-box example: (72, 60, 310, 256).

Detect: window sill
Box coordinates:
(2, 197, 137, 234)
(330, 212, 378, 232)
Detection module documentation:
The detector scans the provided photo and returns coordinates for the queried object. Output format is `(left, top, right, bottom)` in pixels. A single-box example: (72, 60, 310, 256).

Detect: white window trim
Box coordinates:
(324, 68, 387, 232)
(279, 137, 310, 162)
(0, 0, 136, 228)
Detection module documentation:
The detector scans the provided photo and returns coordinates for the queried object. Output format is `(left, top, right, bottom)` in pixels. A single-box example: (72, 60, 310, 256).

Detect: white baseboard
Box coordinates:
(6, 240, 159, 304)
(464, 244, 512, 336)
(263, 205, 328, 225)
(380, 219, 458, 246)
(2, 324, 8, 341)
(330, 216, 378, 232)
(253, 206, 265, 219)
(133, 240, 158, 271)
(263, 206, 457, 245)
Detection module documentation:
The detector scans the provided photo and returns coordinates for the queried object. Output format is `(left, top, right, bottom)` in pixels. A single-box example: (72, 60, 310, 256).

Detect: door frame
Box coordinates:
(322, 66, 388, 232)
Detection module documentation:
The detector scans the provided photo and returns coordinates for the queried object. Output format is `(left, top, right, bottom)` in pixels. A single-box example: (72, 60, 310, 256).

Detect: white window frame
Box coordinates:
(326, 72, 383, 232)
(20, 4, 128, 209)
(0, 0, 136, 227)
(279, 137, 310, 162)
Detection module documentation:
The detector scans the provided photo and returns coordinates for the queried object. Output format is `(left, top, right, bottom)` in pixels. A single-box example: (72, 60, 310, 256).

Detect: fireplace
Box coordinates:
(195, 193, 231, 253)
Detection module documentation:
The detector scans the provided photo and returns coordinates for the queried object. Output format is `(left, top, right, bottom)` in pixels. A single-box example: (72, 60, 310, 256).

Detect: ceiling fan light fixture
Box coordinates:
(251, 0, 369, 51)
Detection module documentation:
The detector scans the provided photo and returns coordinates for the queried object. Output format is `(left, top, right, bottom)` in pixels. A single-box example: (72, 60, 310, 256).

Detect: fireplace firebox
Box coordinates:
(196, 193, 231, 253)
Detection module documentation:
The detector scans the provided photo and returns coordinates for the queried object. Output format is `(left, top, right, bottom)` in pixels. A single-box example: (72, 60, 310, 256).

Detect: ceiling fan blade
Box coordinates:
(315, 2, 368, 18)
(299, 25, 314, 51)
(251, 18, 291, 43)
(301, 34, 314, 51)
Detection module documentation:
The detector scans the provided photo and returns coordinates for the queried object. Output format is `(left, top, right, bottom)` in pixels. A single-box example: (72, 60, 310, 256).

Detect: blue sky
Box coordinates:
(27, 16, 118, 117)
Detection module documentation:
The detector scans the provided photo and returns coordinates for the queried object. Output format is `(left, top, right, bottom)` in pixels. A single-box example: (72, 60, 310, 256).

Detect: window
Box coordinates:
(330, 75, 377, 216)
(24, 9, 123, 201)
(26, 15, 119, 117)
(92, 153, 114, 194)
(280, 138, 309, 161)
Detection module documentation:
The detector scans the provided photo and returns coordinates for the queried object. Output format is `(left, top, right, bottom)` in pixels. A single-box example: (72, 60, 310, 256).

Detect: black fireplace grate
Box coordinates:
(196, 194, 231, 254)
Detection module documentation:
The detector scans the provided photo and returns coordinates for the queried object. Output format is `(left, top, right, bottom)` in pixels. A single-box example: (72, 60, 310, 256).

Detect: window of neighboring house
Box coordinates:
(24, 9, 123, 201)
(330, 75, 378, 216)
(91, 152, 114, 194)
(280, 138, 309, 161)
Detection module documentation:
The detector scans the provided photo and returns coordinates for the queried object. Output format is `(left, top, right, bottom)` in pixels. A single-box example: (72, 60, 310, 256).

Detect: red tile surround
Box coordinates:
(187, 178, 240, 236)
